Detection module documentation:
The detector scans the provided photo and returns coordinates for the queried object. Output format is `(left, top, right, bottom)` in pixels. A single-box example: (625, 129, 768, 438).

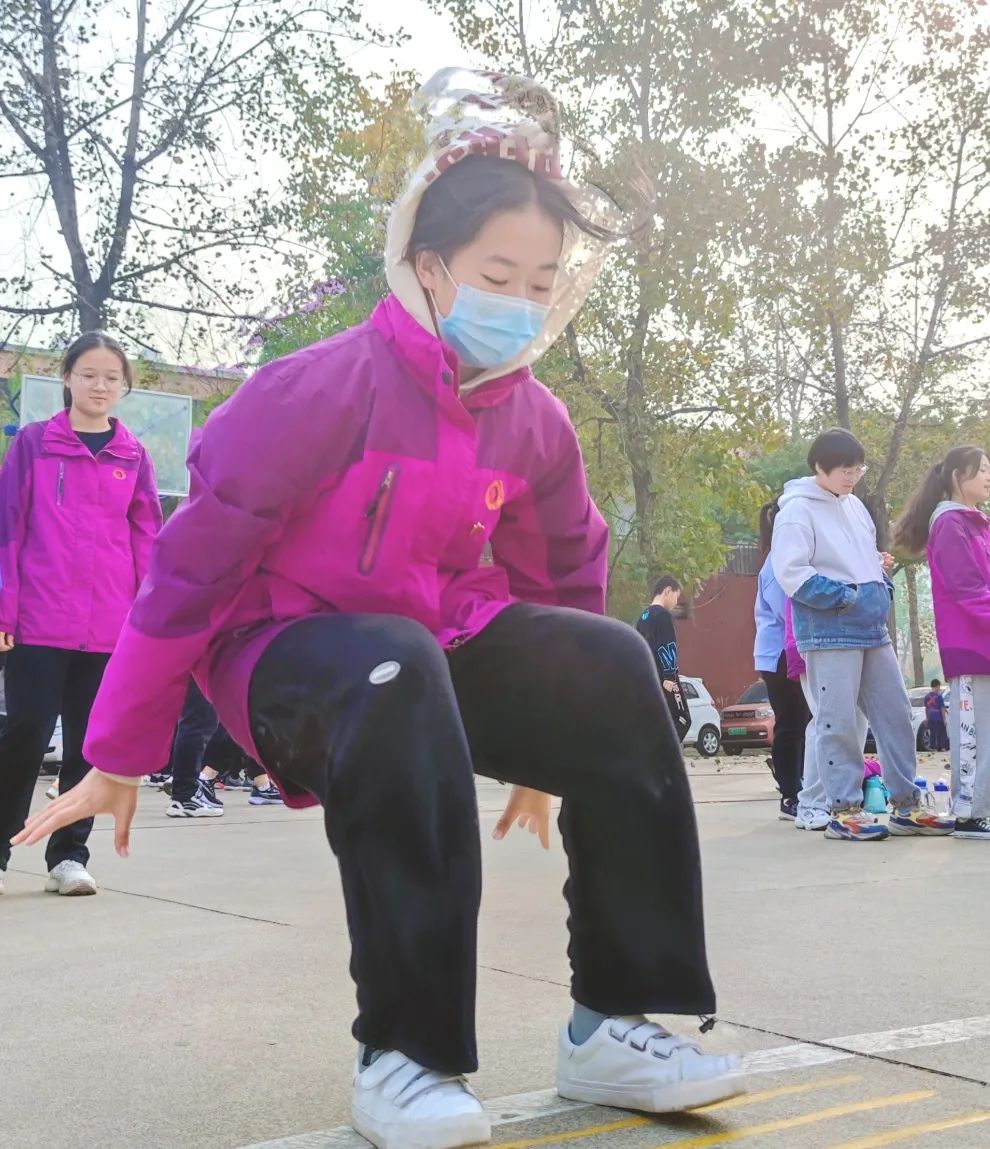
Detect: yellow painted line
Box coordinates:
(492, 1076, 864, 1149)
(699, 1074, 862, 1112)
(650, 1091, 934, 1149)
(828, 1110, 990, 1148)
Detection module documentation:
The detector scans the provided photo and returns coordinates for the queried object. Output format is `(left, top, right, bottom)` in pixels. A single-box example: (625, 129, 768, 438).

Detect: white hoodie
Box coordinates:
(772, 476, 883, 598)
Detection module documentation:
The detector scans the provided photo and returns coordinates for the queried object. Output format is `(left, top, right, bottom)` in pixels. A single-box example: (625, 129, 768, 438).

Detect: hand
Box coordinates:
(0, 632, 14, 653)
(662, 679, 679, 693)
(493, 785, 551, 850)
(12, 769, 138, 857)
(879, 552, 895, 574)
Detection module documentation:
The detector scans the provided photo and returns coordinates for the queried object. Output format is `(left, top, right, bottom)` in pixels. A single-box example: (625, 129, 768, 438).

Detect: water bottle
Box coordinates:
(863, 775, 889, 815)
(915, 776, 935, 811)
(933, 777, 951, 815)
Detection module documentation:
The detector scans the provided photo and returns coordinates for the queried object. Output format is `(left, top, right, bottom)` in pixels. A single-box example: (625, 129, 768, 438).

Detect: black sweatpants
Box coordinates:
(248, 604, 715, 1075)
(0, 644, 110, 871)
(169, 679, 220, 804)
(760, 652, 810, 803)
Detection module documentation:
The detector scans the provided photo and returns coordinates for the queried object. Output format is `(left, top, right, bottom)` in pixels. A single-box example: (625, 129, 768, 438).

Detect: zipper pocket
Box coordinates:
(359, 464, 399, 576)
(56, 462, 65, 506)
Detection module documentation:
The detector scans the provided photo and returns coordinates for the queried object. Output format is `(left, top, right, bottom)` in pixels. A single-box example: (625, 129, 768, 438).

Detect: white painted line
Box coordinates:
(237, 1015, 990, 1149)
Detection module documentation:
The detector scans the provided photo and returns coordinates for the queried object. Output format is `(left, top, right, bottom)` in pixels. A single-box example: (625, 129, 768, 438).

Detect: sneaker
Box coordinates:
(825, 810, 890, 841)
(249, 784, 284, 806)
(0, 872, 5, 895)
(198, 778, 223, 809)
(219, 772, 251, 791)
(45, 779, 59, 801)
(350, 1050, 491, 1149)
(888, 805, 955, 836)
(146, 772, 172, 789)
(795, 809, 830, 831)
(557, 1016, 746, 1113)
(165, 790, 224, 818)
(778, 798, 798, 821)
(954, 817, 990, 840)
(45, 860, 97, 896)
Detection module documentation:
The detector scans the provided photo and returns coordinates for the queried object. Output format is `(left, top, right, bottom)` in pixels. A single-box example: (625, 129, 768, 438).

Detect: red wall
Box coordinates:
(677, 572, 758, 710)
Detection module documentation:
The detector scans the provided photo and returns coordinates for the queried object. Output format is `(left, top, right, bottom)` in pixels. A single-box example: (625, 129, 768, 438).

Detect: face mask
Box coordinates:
(433, 263, 551, 370)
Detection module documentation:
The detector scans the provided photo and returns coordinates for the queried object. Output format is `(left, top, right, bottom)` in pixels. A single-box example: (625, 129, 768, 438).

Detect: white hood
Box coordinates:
(772, 476, 883, 597)
(385, 68, 620, 392)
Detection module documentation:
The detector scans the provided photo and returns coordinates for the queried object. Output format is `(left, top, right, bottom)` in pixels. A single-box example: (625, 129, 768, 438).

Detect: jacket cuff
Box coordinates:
(95, 768, 142, 788)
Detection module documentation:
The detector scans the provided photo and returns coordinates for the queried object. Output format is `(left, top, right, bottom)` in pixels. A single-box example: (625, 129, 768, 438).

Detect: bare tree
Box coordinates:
(0, 0, 382, 351)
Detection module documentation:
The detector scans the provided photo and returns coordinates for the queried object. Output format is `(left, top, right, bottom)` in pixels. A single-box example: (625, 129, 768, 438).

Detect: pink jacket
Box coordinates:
(0, 410, 161, 652)
(84, 295, 609, 794)
(784, 600, 805, 681)
(928, 502, 990, 678)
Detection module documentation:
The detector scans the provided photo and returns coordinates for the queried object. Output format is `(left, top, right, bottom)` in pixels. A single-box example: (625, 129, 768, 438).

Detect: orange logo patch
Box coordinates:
(112, 468, 126, 480)
(485, 480, 505, 511)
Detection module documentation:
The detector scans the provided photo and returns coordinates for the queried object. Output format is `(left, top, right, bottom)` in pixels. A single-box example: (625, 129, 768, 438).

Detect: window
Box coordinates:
(681, 681, 699, 700)
(737, 681, 769, 705)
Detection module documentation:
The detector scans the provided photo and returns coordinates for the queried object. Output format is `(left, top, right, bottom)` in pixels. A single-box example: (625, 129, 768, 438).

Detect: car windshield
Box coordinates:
(736, 682, 769, 705)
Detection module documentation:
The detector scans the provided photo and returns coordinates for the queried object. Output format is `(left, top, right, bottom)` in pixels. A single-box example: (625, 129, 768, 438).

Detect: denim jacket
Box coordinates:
(791, 575, 893, 652)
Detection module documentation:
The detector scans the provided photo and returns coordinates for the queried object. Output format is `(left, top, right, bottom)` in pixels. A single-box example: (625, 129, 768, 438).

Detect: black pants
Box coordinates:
(761, 652, 810, 802)
(928, 717, 949, 752)
(0, 644, 110, 871)
(204, 725, 265, 782)
(169, 680, 220, 803)
(249, 604, 715, 1075)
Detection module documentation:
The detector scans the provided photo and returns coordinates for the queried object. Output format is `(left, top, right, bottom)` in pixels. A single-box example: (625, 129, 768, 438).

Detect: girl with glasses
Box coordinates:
(0, 331, 162, 896)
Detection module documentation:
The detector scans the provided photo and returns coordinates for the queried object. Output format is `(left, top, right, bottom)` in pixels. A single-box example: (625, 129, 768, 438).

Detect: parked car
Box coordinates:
(681, 676, 722, 758)
(719, 681, 775, 756)
(865, 687, 942, 754)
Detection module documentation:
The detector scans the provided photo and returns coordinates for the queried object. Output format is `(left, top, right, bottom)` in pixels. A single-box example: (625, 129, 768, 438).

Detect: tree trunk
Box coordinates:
(905, 564, 925, 687)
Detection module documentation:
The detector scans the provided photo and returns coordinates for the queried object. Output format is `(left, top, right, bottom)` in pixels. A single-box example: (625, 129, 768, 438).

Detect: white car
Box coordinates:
(681, 676, 722, 758)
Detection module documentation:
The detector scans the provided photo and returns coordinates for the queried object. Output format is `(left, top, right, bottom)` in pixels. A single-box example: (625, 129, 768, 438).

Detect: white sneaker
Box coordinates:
(166, 790, 224, 818)
(557, 1016, 746, 1113)
(0, 872, 5, 895)
(351, 1050, 491, 1149)
(795, 809, 830, 831)
(45, 861, 97, 896)
(46, 780, 59, 801)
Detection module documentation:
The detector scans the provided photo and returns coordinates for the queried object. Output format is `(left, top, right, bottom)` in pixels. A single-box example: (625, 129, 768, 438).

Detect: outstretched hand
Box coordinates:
(13, 769, 138, 857)
(493, 785, 551, 850)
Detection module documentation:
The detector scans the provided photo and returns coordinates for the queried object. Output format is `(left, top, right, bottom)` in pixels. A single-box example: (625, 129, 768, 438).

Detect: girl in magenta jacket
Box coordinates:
(895, 445, 990, 840)
(19, 70, 744, 1148)
(0, 332, 161, 896)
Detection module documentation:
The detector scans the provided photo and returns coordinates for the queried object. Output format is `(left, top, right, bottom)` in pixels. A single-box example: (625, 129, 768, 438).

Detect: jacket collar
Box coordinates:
(42, 409, 140, 459)
(371, 294, 530, 410)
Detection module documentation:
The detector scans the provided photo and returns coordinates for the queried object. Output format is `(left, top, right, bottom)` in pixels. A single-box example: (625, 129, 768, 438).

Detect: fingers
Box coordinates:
(114, 810, 133, 858)
(11, 794, 84, 846)
(492, 810, 511, 841)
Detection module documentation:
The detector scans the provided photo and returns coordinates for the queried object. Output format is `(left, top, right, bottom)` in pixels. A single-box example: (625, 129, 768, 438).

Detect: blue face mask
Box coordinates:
(434, 265, 551, 370)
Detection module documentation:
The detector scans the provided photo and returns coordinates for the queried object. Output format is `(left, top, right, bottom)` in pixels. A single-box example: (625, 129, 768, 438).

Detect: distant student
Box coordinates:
(772, 428, 953, 842)
(895, 444, 990, 840)
(923, 679, 950, 752)
(636, 576, 691, 743)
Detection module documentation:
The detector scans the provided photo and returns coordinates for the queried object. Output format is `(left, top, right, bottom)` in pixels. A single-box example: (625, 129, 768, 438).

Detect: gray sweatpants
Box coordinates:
(804, 644, 920, 812)
(798, 675, 869, 818)
(949, 676, 990, 820)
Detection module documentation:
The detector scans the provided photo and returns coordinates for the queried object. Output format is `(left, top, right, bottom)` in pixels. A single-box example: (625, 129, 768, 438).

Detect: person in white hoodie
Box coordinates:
(772, 429, 954, 842)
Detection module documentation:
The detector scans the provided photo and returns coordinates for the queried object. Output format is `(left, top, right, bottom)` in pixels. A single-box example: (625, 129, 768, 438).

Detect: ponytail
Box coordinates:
(758, 498, 780, 557)
(893, 445, 986, 555)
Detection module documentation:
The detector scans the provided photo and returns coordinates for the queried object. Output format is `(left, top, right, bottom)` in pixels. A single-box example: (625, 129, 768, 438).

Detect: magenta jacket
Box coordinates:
(84, 296, 609, 796)
(928, 502, 990, 678)
(0, 410, 161, 653)
(784, 600, 805, 681)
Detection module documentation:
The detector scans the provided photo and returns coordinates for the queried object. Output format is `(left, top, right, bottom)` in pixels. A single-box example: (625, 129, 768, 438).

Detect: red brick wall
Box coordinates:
(677, 572, 758, 710)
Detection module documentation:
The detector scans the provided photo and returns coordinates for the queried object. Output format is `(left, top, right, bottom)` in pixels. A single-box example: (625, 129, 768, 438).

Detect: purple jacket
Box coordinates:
(0, 410, 161, 653)
(84, 295, 609, 796)
(928, 502, 990, 677)
(784, 600, 805, 681)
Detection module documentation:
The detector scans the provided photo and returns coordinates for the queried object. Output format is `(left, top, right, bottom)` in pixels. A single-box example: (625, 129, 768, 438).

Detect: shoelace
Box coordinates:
(608, 1016, 702, 1058)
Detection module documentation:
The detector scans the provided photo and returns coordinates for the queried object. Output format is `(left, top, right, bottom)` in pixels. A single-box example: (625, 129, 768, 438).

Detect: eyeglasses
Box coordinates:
(838, 464, 869, 479)
(71, 371, 125, 392)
